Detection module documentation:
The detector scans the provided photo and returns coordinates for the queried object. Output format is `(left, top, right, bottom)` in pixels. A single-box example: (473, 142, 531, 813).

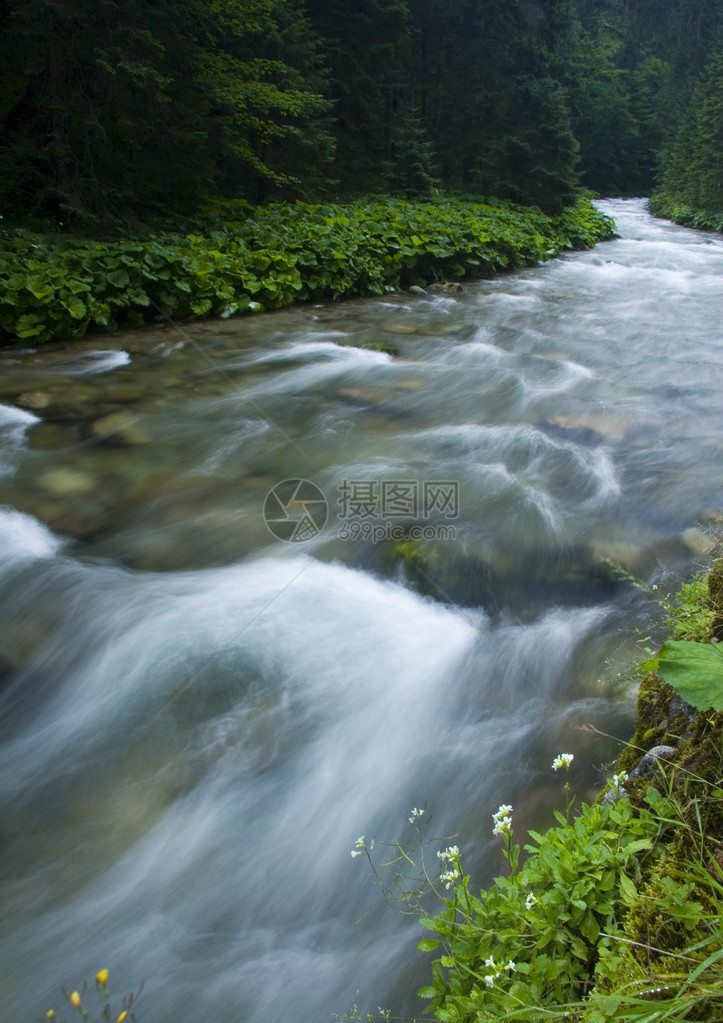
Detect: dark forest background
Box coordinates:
(1, 0, 721, 225)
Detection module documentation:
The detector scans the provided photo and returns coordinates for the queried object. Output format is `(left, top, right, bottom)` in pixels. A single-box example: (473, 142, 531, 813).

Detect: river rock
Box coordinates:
(681, 526, 715, 555)
(39, 468, 96, 497)
(16, 391, 51, 410)
(335, 387, 381, 405)
(89, 411, 151, 445)
(408, 285, 428, 296)
(426, 281, 463, 294)
(628, 744, 677, 781)
(545, 414, 630, 442)
(382, 322, 419, 334)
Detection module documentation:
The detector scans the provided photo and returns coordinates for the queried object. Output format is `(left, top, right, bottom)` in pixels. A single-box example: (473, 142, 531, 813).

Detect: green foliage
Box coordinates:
(664, 575, 716, 643)
(0, 196, 614, 346)
(415, 796, 664, 1021)
(651, 47, 723, 227)
(642, 641, 723, 712)
(354, 750, 723, 1023)
(638, 564, 723, 711)
(0, 0, 334, 225)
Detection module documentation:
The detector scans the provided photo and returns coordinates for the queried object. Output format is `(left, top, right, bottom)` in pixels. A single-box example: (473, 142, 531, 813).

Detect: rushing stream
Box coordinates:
(1, 199, 722, 1022)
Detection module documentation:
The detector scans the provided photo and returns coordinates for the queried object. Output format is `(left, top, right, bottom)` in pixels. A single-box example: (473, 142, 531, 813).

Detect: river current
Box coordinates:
(1, 199, 722, 1021)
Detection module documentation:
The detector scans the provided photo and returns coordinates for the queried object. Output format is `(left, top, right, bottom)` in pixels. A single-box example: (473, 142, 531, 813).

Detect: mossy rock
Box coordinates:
(359, 340, 399, 356)
(707, 556, 723, 611)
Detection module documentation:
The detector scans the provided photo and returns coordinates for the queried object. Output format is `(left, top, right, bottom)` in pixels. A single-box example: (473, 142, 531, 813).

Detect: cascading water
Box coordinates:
(1, 199, 722, 1021)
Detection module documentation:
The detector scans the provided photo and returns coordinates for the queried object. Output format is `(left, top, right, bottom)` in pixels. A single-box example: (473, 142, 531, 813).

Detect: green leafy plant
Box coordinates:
(351, 741, 723, 1023)
(642, 640, 723, 711)
(0, 196, 614, 346)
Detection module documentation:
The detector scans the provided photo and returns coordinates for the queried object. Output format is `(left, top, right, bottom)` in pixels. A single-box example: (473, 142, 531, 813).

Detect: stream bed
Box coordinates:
(1, 199, 722, 1022)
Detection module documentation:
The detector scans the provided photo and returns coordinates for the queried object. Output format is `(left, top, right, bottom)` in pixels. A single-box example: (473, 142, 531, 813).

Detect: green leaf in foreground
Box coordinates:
(655, 639, 723, 710)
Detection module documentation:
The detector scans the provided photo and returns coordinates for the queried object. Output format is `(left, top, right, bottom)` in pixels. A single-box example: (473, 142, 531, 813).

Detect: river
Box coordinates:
(1, 199, 722, 1022)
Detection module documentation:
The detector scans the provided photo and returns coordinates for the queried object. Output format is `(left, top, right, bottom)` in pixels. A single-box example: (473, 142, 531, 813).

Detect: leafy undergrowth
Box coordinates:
(345, 559, 723, 1023)
(648, 192, 723, 233)
(0, 195, 614, 346)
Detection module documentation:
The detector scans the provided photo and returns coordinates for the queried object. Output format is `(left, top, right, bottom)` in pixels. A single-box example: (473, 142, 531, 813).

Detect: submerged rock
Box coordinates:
(545, 414, 631, 442)
(15, 391, 51, 410)
(427, 281, 464, 294)
(39, 468, 96, 497)
(88, 411, 151, 445)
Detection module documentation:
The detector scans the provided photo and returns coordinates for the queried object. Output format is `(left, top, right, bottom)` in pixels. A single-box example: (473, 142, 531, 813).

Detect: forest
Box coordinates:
(0, 0, 722, 228)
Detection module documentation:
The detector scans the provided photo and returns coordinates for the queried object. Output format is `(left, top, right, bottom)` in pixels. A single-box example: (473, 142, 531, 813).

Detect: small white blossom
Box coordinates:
(351, 850, 362, 858)
(491, 805, 513, 836)
(484, 975, 495, 988)
(525, 893, 537, 911)
(611, 771, 628, 789)
(551, 753, 574, 771)
(439, 868, 461, 889)
(409, 807, 425, 823)
(437, 845, 459, 862)
(351, 836, 365, 856)
(484, 955, 495, 969)
(507, 961, 516, 972)
(492, 816, 512, 837)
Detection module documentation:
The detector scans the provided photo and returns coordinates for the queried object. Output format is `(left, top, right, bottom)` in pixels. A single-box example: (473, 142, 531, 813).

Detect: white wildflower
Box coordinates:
(492, 815, 512, 837)
(484, 955, 495, 969)
(484, 975, 495, 988)
(437, 845, 459, 862)
(492, 805, 513, 835)
(507, 961, 516, 972)
(525, 893, 537, 911)
(551, 753, 574, 771)
(439, 868, 461, 889)
(408, 807, 425, 823)
(351, 836, 365, 857)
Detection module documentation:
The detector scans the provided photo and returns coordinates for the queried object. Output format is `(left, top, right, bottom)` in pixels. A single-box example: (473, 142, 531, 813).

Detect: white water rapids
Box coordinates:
(1, 200, 722, 1021)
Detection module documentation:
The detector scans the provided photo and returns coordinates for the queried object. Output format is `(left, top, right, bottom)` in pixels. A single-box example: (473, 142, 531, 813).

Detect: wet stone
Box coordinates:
(39, 468, 96, 498)
(382, 323, 420, 335)
(16, 391, 51, 410)
(88, 412, 152, 445)
(335, 387, 382, 405)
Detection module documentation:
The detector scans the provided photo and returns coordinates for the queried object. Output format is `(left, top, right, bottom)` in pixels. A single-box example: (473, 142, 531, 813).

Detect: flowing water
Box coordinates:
(1, 199, 722, 1021)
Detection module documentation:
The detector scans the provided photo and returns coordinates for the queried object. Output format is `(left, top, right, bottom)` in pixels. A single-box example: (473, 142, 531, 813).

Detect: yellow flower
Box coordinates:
(46, 1012, 55, 1019)
(96, 969, 109, 985)
(117, 1012, 127, 1023)
(70, 992, 82, 1008)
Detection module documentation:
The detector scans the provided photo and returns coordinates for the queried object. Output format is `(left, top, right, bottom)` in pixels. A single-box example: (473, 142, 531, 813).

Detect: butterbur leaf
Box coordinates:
(61, 295, 87, 320)
(655, 639, 723, 710)
(15, 313, 44, 337)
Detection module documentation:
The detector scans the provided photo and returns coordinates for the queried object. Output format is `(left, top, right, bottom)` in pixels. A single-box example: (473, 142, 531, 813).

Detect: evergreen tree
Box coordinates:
(304, 0, 412, 195)
(384, 103, 440, 199)
(661, 48, 723, 211)
(0, 0, 334, 224)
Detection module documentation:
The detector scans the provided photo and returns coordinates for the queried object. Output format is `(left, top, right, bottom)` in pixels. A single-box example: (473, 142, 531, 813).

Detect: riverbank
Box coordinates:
(648, 191, 723, 233)
(413, 555, 723, 1021)
(0, 195, 614, 347)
